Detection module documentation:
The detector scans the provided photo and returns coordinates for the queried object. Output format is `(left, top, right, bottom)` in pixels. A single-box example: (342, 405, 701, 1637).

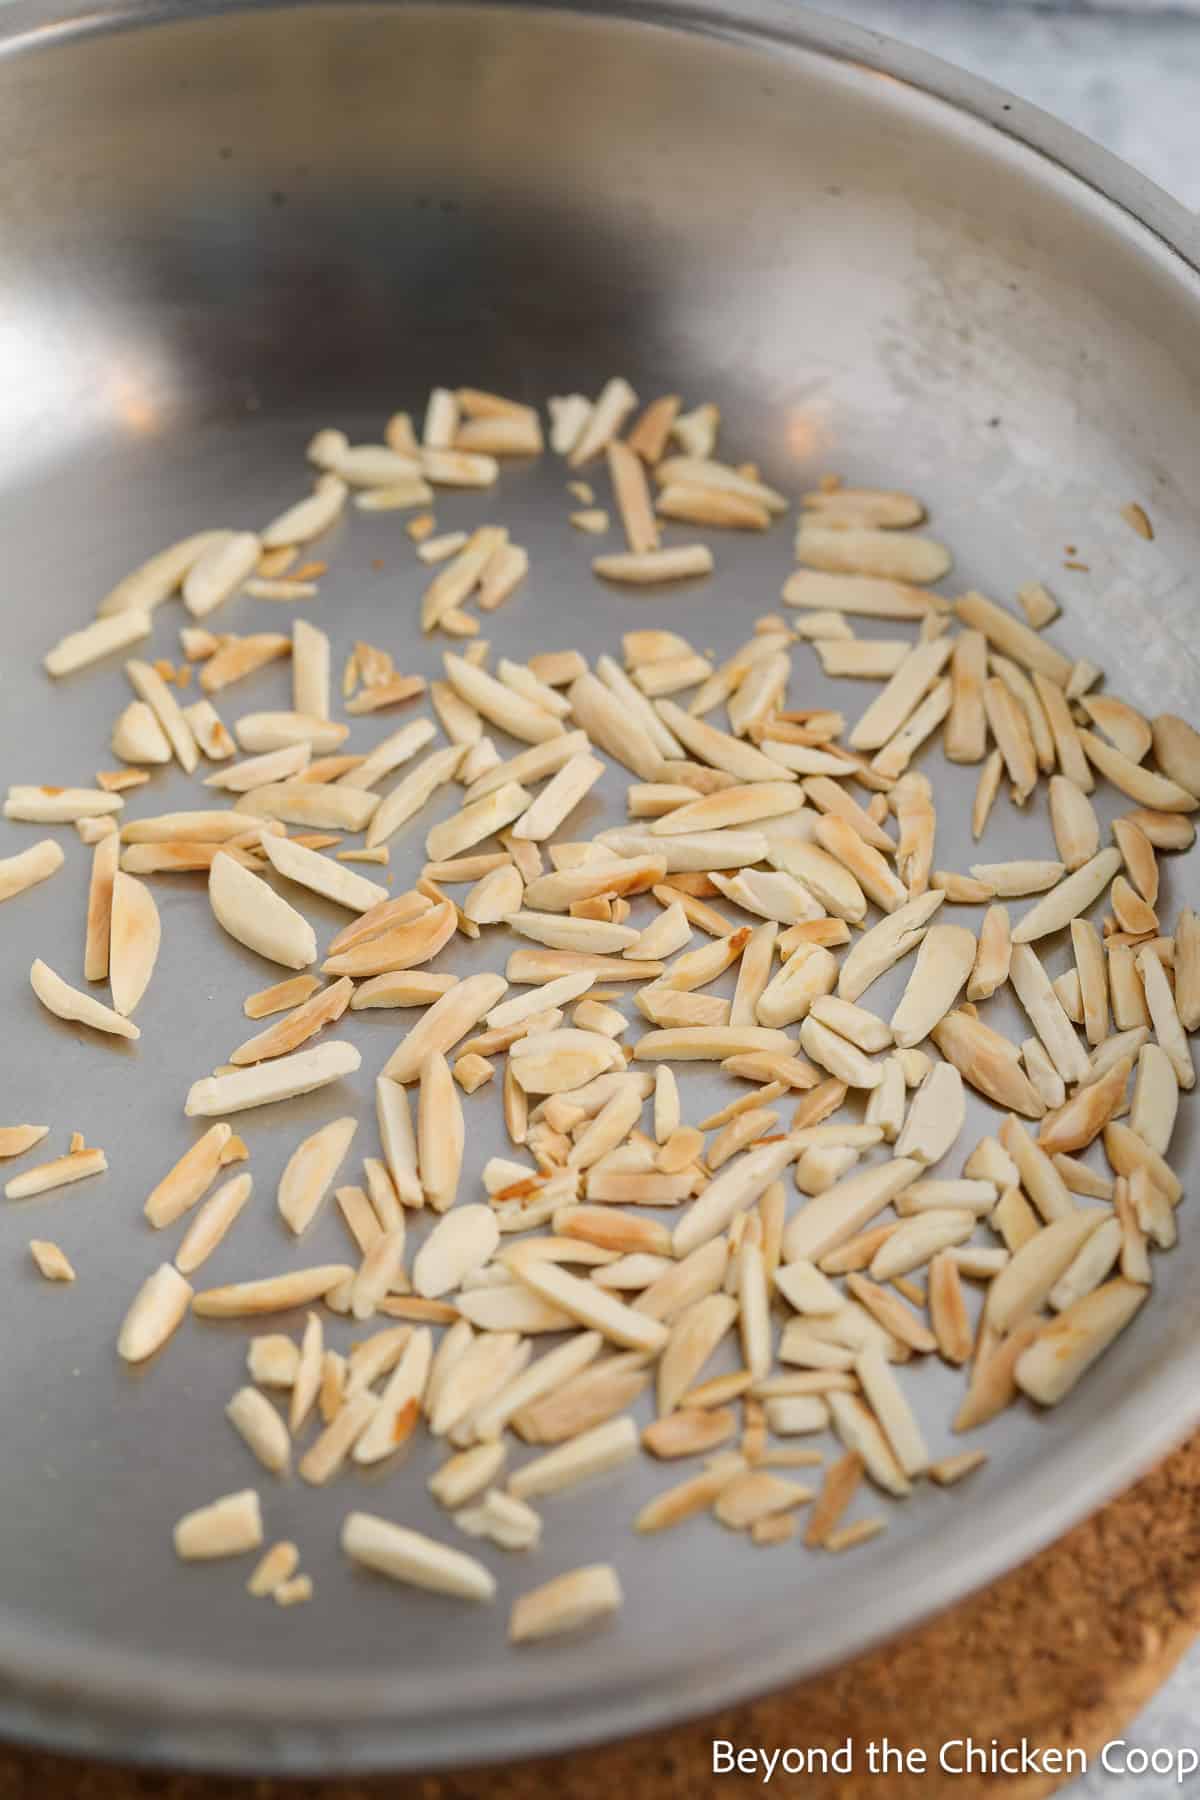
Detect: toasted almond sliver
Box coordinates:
(1077, 727, 1196, 812)
(855, 1343, 929, 1476)
(1135, 945, 1193, 1089)
(508, 1255, 668, 1354)
(343, 1512, 496, 1600)
(117, 1262, 193, 1361)
(887, 923, 976, 1047)
(5, 786, 123, 825)
(248, 1540, 300, 1597)
(324, 900, 457, 980)
(176, 1172, 253, 1274)
(145, 1124, 232, 1228)
(30, 958, 139, 1040)
(278, 1116, 358, 1236)
(1036, 1055, 1131, 1155)
(174, 1490, 263, 1561)
(826, 1392, 909, 1497)
(781, 1159, 921, 1266)
(108, 871, 161, 1018)
(714, 1470, 813, 1529)
(226, 1385, 290, 1475)
(607, 439, 659, 555)
(837, 891, 944, 1003)
(508, 1416, 638, 1503)
(208, 852, 316, 970)
(636, 1455, 747, 1533)
(1015, 1278, 1148, 1406)
(42, 608, 151, 676)
(239, 780, 376, 833)
(381, 974, 511, 1085)
(954, 591, 1072, 686)
(230, 975, 352, 1065)
(0, 1125, 50, 1161)
(795, 524, 949, 585)
(124, 657, 200, 771)
(1008, 944, 1090, 1086)
(0, 839, 65, 907)
(193, 1264, 352, 1319)
(848, 639, 952, 752)
(185, 1041, 361, 1117)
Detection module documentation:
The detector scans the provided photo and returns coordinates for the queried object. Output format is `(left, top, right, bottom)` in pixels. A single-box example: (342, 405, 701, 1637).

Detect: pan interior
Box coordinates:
(0, 0, 1197, 1771)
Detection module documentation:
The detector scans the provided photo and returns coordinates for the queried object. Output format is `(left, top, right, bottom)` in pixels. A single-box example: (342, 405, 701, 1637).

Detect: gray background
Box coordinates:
(828, 5, 1199, 1789)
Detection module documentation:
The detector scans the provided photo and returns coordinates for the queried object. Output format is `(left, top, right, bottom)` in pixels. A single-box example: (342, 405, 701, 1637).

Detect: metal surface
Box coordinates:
(0, 0, 1197, 1774)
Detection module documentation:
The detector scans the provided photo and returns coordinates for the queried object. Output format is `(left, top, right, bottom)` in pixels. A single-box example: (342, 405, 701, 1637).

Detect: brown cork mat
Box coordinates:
(3, 1431, 1200, 1800)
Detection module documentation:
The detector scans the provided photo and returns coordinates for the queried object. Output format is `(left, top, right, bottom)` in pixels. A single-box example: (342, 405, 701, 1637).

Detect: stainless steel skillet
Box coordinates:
(0, 0, 1197, 1773)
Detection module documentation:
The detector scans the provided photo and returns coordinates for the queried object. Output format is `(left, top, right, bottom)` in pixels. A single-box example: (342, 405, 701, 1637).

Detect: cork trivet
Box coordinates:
(5, 1434, 1200, 1800)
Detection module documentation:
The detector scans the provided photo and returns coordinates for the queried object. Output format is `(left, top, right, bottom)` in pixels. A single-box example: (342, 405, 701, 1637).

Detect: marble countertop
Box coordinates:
(829, 5, 1199, 1792)
(830, 0, 1200, 209)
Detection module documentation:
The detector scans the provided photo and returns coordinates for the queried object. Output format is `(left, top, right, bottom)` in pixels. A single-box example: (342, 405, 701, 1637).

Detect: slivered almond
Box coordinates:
(795, 524, 949, 584)
(205, 743, 312, 793)
(1010, 848, 1122, 945)
(0, 1125, 49, 1160)
(970, 859, 1063, 897)
(1130, 1042, 1178, 1154)
(81, 832, 120, 985)
(983, 677, 1037, 804)
(277, 1117, 357, 1235)
(945, 630, 988, 762)
(927, 1253, 972, 1363)
(654, 698, 794, 784)
(6, 1147, 107, 1201)
(145, 1124, 231, 1228)
(117, 1263, 193, 1362)
(1112, 817, 1158, 907)
(185, 1041, 361, 1116)
(174, 1490, 263, 1561)
(607, 439, 659, 554)
(444, 652, 562, 745)
(102, 871, 158, 1019)
(1015, 1279, 1147, 1405)
(523, 856, 665, 913)
(30, 1238, 78, 1281)
(176, 1172, 253, 1274)
(966, 905, 1010, 1003)
(193, 1264, 352, 1318)
(382, 973, 510, 1083)
(1111, 874, 1158, 936)
(826, 1392, 909, 1497)
(954, 591, 1072, 685)
(323, 900, 457, 978)
(30, 958, 139, 1040)
(199, 633, 291, 695)
(342, 1511, 493, 1600)
(565, 674, 663, 781)
(779, 1157, 919, 1265)
(802, 486, 923, 527)
(1078, 727, 1196, 811)
(1080, 693, 1152, 764)
(1008, 944, 1090, 1086)
(889, 924, 976, 1045)
(209, 851, 315, 969)
(512, 753, 605, 842)
(848, 639, 952, 751)
(650, 783, 801, 838)
(802, 776, 895, 855)
(230, 976, 352, 1064)
(0, 839, 65, 907)
(124, 659, 199, 771)
(6, 786, 123, 825)
(1148, 713, 1200, 800)
(1108, 1116, 1180, 1202)
(1137, 946, 1193, 1088)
